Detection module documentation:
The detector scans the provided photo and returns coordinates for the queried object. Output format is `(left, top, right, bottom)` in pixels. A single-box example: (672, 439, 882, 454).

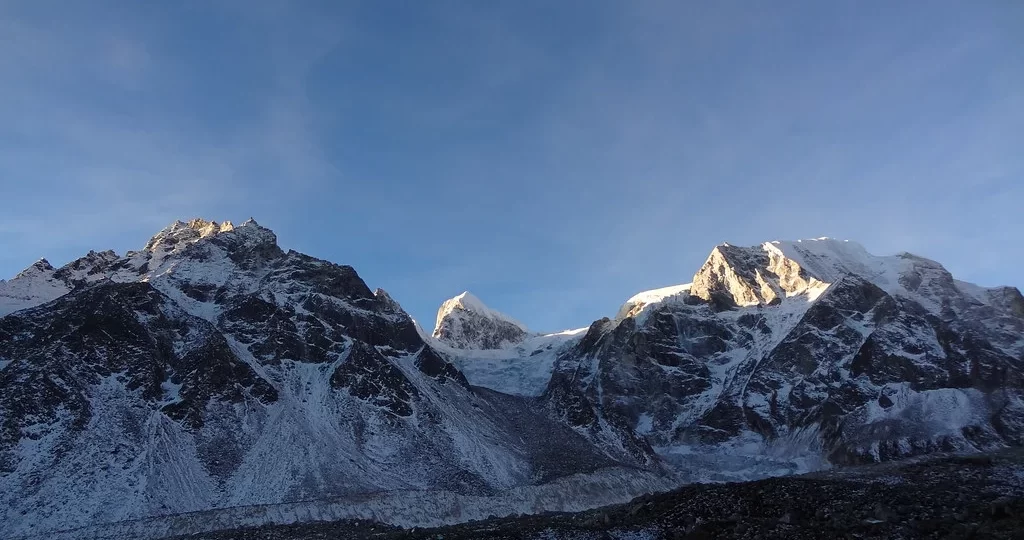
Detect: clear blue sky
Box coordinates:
(1, 1, 1022, 332)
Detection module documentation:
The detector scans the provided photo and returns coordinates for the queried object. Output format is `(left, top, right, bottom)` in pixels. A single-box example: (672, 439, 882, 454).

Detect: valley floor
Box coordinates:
(174, 449, 1024, 540)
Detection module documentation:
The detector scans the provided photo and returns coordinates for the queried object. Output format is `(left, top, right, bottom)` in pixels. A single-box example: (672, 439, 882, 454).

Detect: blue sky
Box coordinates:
(1, 1, 1022, 332)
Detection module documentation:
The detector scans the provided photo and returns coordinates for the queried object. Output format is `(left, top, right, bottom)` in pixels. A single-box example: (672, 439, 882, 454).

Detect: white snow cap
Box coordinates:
(762, 238, 876, 281)
(14, 259, 55, 279)
(0, 259, 68, 317)
(433, 291, 529, 334)
(615, 283, 692, 320)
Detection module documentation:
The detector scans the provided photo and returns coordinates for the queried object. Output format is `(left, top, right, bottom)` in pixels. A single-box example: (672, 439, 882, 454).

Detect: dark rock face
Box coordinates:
(269, 252, 374, 306)
(329, 342, 418, 417)
(0, 281, 276, 471)
(51, 250, 121, 285)
(543, 318, 665, 467)
(414, 346, 469, 386)
(162, 335, 279, 429)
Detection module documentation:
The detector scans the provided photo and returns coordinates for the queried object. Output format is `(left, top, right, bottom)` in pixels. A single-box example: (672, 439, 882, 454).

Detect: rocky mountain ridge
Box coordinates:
(543, 238, 1024, 471)
(1, 221, 1021, 538)
(0, 219, 651, 538)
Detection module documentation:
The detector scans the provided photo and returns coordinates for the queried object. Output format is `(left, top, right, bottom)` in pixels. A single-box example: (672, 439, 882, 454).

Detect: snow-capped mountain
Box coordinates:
(1, 224, 1022, 538)
(0, 219, 659, 538)
(544, 238, 1024, 476)
(426, 292, 588, 399)
(0, 250, 120, 317)
(432, 291, 531, 350)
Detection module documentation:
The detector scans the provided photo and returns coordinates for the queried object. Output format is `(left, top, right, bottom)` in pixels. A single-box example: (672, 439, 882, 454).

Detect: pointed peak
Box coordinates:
(82, 249, 119, 261)
(144, 217, 261, 253)
(448, 291, 488, 313)
(14, 258, 56, 279)
(33, 258, 54, 271)
(24, 258, 52, 272)
(432, 288, 528, 327)
(436, 291, 525, 327)
(432, 290, 530, 348)
(373, 288, 406, 316)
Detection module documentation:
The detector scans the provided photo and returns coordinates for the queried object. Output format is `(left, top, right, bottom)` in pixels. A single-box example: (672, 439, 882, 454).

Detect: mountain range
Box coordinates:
(1, 218, 1021, 538)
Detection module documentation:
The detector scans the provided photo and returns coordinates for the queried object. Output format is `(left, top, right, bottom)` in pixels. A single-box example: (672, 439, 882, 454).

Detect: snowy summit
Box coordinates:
(432, 291, 530, 350)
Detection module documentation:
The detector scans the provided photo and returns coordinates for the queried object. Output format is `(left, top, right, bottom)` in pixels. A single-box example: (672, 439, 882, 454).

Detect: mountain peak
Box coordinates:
(681, 237, 1021, 318)
(436, 291, 526, 328)
(446, 291, 488, 314)
(144, 218, 234, 252)
(140, 217, 278, 258)
(1, 259, 67, 317)
(432, 291, 530, 350)
(17, 258, 55, 277)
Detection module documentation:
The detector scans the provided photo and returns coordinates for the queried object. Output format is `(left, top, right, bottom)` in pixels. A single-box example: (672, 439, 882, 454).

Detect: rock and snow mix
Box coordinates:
(1, 221, 1022, 539)
(432, 291, 532, 350)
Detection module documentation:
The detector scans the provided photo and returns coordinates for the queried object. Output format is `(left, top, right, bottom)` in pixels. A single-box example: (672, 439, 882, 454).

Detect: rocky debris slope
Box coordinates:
(32, 466, 675, 540)
(166, 448, 1024, 540)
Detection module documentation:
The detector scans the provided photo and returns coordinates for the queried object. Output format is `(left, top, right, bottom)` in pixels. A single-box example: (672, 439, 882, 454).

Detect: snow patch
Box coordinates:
(616, 283, 692, 320)
(861, 386, 986, 431)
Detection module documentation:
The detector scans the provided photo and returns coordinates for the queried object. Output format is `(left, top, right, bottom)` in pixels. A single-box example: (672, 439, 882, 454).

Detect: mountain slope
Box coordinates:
(1, 226, 1021, 538)
(543, 239, 1024, 477)
(0, 219, 650, 538)
(0, 250, 120, 317)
